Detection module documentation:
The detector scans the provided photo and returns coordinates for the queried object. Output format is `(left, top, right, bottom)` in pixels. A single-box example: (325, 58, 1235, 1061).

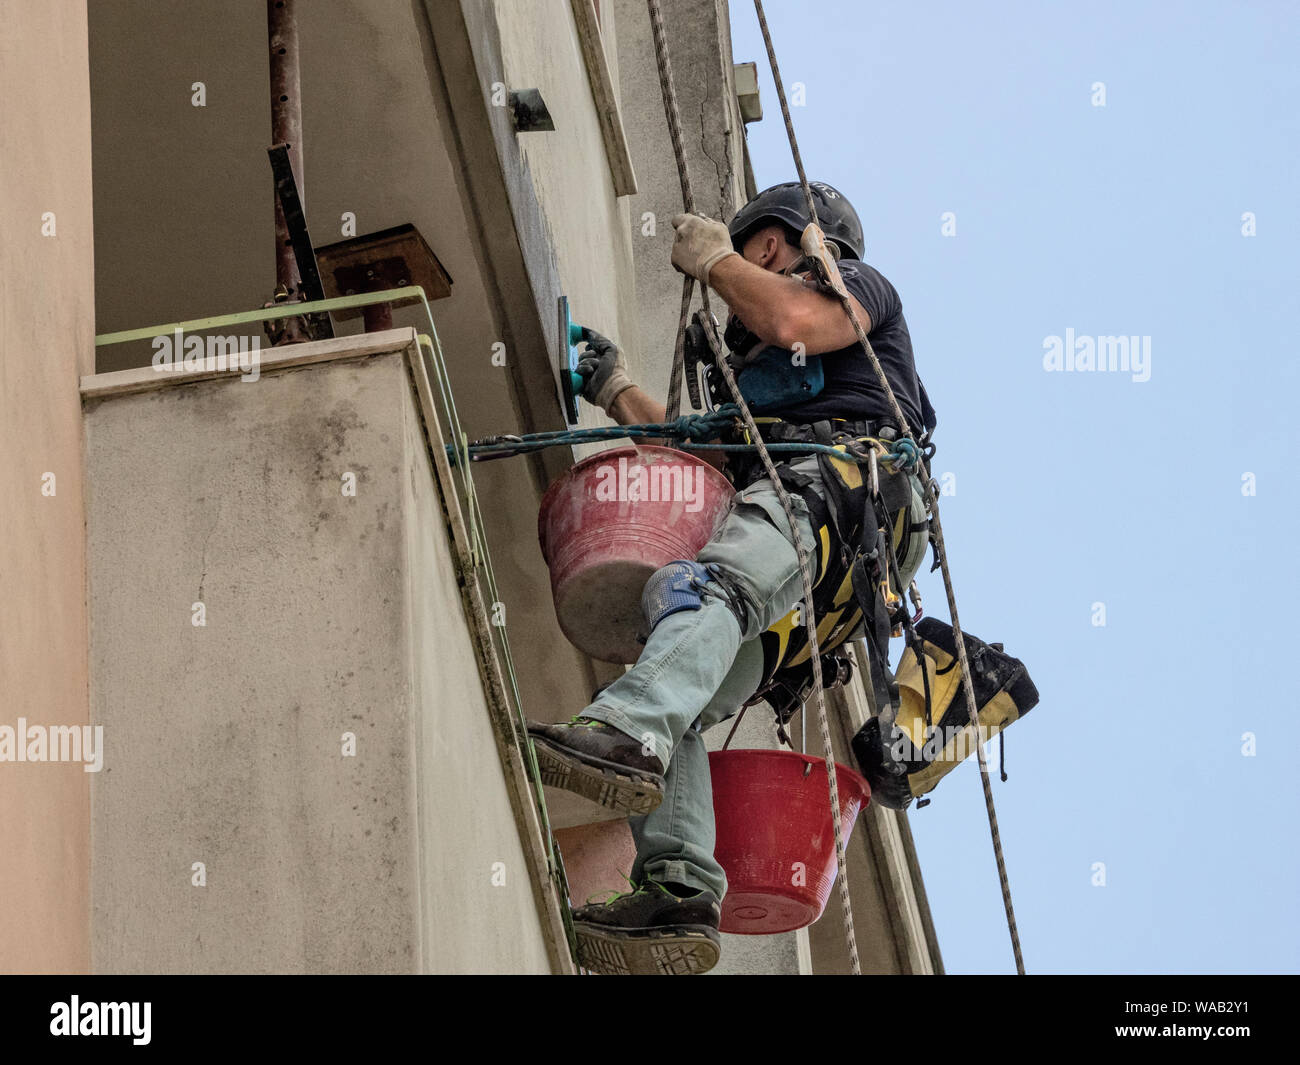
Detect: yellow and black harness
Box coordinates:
(727, 417, 930, 733)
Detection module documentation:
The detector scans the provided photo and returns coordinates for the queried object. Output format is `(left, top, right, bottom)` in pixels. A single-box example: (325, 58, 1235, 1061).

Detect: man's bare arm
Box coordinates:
(608, 385, 665, 425)
(707, 255, 872, 355)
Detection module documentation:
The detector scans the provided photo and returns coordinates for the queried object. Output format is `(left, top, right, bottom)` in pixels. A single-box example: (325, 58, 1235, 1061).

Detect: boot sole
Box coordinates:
(575, 922, 721, 976)
(530, 736, 664, 816)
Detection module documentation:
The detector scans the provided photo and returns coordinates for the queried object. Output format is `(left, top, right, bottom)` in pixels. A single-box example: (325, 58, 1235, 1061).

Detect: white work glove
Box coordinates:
(670, 213, 738, 287)
(575, 328, 635, 413)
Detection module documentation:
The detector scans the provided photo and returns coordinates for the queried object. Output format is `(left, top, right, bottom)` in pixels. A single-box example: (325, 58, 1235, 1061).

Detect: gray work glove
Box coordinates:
(671, 213, 739, 287)
(575, 328, 635, 413)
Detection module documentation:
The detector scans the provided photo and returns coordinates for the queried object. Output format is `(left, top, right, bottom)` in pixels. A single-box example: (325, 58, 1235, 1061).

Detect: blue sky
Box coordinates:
(731, 0, 1299, 974)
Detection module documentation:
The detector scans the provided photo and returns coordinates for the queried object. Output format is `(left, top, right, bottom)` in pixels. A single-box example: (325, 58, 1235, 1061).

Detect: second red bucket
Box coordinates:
(538, 445, 734, 663)
(709, 749, 871, 935)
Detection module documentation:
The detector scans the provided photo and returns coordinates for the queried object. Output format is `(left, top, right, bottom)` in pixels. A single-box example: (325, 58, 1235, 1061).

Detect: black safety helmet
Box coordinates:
(728, 181, 864, 261)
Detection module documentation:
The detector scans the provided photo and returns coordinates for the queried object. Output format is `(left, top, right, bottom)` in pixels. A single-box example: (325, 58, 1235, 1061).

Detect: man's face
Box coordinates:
(740, 224, 797, 272)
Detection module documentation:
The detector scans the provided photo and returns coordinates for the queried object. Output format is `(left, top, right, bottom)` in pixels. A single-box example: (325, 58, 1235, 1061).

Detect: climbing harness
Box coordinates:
(740, 428, 928, 703)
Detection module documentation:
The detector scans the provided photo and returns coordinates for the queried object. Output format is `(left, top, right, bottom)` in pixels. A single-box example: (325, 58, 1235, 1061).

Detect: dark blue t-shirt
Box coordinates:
(765, 260, 931, 432)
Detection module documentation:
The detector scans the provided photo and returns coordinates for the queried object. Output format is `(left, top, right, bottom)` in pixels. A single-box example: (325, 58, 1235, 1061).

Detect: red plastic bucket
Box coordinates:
(538, 445, 734, 663)
(709, 749, 871, 935)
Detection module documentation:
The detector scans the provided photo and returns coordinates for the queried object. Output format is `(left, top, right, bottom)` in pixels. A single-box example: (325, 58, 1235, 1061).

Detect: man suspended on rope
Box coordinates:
(528, 181, 936, 976)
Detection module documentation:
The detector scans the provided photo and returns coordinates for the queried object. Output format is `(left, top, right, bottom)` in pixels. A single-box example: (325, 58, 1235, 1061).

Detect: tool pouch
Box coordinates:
(736, 345, 824, 413)
(851, 618, 1039, 810)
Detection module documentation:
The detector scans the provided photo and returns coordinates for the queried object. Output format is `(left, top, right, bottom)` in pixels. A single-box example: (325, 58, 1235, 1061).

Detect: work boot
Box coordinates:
(572, 879, 722, 976)
(527, 717, 666, 816)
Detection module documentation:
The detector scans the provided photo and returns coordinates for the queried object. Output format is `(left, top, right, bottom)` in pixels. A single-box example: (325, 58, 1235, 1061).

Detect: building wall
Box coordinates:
(491, 0, 642, 392)
(0, 0, 93, 974)
(83, 341, 552, 973)
(614, 0, 748, 399)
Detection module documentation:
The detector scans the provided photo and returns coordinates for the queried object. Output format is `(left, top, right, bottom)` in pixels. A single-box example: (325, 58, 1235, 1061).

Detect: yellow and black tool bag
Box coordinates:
(851, 618, 1039, 810)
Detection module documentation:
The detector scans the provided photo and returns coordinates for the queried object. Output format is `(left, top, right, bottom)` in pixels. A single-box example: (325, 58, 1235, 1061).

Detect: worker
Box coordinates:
(528, 181, 935, 975)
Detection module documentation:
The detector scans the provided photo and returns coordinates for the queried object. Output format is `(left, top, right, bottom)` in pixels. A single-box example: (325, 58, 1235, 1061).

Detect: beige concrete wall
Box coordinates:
(490, 0, 641, 403)
(399, 346, 557, 974)
(0, 0, 93, 974)
(83, 341, 551, 973)
(614, 0, 749, 401)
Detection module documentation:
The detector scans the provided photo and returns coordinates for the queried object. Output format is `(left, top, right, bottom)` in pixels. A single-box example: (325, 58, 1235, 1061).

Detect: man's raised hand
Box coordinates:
(670, 213, 738, 287)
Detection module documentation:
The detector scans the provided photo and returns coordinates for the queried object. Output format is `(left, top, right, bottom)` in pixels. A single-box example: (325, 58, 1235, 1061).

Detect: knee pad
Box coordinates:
(641, 560, 712, 633)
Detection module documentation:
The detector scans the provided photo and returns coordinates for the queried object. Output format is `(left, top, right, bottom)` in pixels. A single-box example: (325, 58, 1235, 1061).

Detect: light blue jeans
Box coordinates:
(582, 457, 824, 898)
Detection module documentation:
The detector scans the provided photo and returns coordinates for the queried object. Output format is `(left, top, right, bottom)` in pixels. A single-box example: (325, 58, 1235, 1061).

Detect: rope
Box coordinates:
(449, 408, 920, 466)
(645, 0, 718, 422)
(751, 0, 819, 229)
(666, 280, 694, 422)
(751, 0, 1025, 974)
(646, 0, 861, 973)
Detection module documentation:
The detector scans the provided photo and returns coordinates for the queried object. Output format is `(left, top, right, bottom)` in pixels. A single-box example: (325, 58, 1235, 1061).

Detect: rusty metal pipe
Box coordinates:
(361, 304, 394, 333)
(269, 0, 303, 300)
